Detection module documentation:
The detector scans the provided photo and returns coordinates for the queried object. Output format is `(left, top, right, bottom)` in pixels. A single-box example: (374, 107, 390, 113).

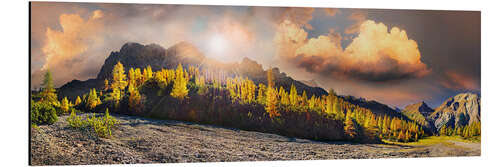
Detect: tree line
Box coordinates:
(31, 61, 479, 142)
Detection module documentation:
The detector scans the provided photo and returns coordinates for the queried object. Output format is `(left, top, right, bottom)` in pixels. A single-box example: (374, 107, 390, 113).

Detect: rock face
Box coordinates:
(97, 42, 204, 80)
(300, 79, 319, 87)
(428, 93, 481, 130)
(401, 102, 435, 132)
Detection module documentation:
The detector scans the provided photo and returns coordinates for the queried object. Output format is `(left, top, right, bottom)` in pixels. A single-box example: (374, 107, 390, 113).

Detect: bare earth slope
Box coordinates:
(30, 114, 480, 165)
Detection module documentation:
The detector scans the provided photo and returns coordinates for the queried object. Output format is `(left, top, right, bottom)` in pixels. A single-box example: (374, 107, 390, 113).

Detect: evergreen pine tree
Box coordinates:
(41, 70, 58, 103)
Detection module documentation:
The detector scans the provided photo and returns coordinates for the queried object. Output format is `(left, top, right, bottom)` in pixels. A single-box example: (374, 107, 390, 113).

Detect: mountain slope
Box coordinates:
(342, 95, 410, 120)
(97, 42, 204, 80)
(58, 42, 327, 100)
(57, 42, 413, 119)
(401, 102, 435, 132)
(428, 93, 481, 130)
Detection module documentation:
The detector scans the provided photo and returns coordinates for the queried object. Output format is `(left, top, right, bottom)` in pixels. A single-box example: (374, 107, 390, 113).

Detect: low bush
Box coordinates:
(87, 109, 119, 138)
(67, 109, 86, 128)
(31, 102, 58, 125)
(67, 109, 119, 138)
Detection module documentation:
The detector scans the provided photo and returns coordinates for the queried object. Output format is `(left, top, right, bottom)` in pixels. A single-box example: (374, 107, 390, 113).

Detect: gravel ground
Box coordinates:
(30, 113, 480, 165)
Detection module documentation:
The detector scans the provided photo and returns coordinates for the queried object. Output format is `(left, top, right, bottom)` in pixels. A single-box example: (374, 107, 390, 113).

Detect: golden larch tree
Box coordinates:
(75, 96, 82, 106)
(171, 64, 189, 100)
(265, 69, 279, 118)
(111, 61, 127, 91)
(60, 97, 69, 112)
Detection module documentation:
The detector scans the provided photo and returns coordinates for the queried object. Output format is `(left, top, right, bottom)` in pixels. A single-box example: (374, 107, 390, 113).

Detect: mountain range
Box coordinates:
(57, 42, 481, 133)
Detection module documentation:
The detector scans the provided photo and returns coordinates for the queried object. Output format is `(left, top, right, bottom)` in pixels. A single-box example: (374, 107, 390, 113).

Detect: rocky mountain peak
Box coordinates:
(96, 41, 204, 80)
(400, 101, 435, 132)
(429, 93, 480, 130)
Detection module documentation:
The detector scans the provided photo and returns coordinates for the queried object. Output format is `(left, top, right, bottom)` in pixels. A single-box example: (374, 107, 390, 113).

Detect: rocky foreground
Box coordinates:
(30, 114, 480, 165)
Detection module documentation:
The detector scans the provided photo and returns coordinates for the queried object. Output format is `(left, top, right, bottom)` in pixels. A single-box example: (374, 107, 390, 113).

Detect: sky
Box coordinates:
(30, 2, 480, 108)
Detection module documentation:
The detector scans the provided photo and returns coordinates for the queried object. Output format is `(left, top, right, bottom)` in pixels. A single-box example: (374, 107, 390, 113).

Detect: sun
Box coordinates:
(208, 33, 229, 55)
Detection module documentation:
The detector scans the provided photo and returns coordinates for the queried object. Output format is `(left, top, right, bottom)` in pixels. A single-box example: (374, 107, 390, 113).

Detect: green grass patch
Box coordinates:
(383, 135, 480, 146)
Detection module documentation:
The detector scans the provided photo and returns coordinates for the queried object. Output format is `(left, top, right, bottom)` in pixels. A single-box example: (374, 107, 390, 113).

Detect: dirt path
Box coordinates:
(30, 114, 481, 165)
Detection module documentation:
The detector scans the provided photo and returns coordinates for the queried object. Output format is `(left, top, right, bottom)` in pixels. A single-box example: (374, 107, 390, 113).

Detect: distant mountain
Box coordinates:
(428, 93, 481, 130)
(401, 101, 435, 132)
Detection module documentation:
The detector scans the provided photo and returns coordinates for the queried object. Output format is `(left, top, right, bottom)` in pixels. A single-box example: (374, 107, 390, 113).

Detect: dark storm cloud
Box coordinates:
(292, 53, 423, 82)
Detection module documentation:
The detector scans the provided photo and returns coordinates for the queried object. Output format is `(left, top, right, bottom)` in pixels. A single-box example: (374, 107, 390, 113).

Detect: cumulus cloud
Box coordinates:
(32, 10, 105, 88)
(274, 19, 430, 82)
(31, 3, 266, 88)
(440, 71, 480, 91)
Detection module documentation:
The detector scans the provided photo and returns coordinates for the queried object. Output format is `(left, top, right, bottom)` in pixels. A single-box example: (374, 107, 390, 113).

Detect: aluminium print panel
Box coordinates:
(29, 1, 480, 165)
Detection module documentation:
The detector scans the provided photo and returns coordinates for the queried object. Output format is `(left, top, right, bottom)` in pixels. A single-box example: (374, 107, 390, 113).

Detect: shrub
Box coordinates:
(67, 109, 119, 138)
(67, 109, 86, 128)
(87, 109, 118, 138)
(31, 102, 58, 125)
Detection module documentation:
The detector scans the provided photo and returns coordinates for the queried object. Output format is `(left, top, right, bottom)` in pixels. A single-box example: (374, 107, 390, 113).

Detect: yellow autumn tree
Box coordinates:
(111, 87, 121, 108)
(128, 83, 142, 112)
(397, 130, 405, 142)
(257, 83, 266, 104)
(265, 69, 279, 118)
(144, 65, 153, 81)
(171, 64, 189, 100)
(344, 116, 358, 139)
(135, 68, 143, 85)
(104, 79, 109, 91)
(111, 61, 127, 91)
(279, 86, 289, 105)
(300, 90, 307, 106)
(128, 68, 136, 87)
(86, 88, 101, 110)
(60, 97, 69, 113)
(326, 89, 335, 114)
(308, 95, 316, 108)
(110, 61, 127, 106)
(289, 83, 298, 106)
(75, 96, 82, 106)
